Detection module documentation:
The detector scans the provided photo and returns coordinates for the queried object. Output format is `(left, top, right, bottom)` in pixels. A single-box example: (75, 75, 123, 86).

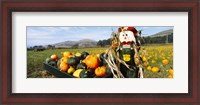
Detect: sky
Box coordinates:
(27, 26, 173, 47)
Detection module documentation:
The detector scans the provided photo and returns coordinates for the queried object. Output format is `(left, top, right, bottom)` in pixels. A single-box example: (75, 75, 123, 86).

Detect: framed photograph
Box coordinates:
(1, 0, 199, 105)
(27, 26, 174, 79)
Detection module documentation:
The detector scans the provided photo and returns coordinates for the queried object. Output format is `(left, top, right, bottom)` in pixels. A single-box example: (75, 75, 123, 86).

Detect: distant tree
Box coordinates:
(33, 46, 38, 49)
(97, 38, 112, 47)
(27, 47, 33, 51)
(97, 40, 104, 47)
(38, 45, 43, 48)
(168, 33, 173, 43)
(47, 45, 52, 48)
(140, 34, 173, 44)
(33, 45, 45, 52)
(47, 45, 55, 49)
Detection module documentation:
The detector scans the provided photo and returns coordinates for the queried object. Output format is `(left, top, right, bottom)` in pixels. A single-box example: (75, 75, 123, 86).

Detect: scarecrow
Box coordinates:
(115, 27, 140, 78)
(104, 26, 143, 78)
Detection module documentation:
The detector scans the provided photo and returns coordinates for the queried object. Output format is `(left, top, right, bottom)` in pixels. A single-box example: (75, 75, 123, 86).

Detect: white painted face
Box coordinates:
(119, 31, 136, 43)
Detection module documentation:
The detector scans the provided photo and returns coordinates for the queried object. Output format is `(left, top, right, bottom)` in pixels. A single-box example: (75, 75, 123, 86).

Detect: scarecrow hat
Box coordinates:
(118, 27, 138, 36)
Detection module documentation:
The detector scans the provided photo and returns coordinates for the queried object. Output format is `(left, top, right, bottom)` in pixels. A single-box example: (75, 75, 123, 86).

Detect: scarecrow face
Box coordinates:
(119, 30, 136, 43)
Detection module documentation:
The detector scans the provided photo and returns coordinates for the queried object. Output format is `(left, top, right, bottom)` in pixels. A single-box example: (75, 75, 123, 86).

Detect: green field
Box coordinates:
(27, 44, 173, 78)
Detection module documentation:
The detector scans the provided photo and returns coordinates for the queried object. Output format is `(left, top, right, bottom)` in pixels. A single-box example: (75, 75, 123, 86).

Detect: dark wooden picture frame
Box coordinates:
(1, 0, 199, 104)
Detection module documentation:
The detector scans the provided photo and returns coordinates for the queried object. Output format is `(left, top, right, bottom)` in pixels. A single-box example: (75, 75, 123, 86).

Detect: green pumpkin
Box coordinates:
(76, 63, 87, 69)
(67, 57, 78, 66)
(81, 52, 89, 60)
(103, 66, 113, 78)
(99, 53, 108, 66)
(75, 52, 82, 62)
(48, 60, 57, 67)
(86, 68, 95, 75)
(45, 58, 54, 64)
(80, 69, 94, 78)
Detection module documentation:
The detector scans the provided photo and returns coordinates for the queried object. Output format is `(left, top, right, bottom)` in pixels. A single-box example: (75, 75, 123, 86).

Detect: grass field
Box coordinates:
(27, 44, 173, 78)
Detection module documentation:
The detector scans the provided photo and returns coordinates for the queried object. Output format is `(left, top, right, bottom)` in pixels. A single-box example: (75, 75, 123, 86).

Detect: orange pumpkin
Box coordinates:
(151, 67, 159, 73)
(85, 55, 100, 69)
(60, 62, 69, 72)
(82, 59, 86, 63)
(95, 66, 106, 77)
(162, 59, 169, 65)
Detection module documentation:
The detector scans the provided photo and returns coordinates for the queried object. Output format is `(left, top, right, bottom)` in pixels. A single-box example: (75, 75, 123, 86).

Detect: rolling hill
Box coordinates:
(53, 39, 97, 48)
(149, 29, 173, 37)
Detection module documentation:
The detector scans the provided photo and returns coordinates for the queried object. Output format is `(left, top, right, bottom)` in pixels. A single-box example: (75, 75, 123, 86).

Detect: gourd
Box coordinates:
(81, 51, 89, 60)
(67, 56, 78, 66)
(104, 66, 113, 78)
(45, 58, 54, 64)
(49, 61, 57, 67)
(99, 52, 108, 66)
(80, 69, 95, 78)
(75, 52, 82, 62)
(73, 69, 83, 78)
(76, 63, 87, 69)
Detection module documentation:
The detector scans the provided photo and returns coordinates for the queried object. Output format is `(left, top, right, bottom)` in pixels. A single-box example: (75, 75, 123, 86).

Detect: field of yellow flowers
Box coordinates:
(27, 44, 173, 78)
